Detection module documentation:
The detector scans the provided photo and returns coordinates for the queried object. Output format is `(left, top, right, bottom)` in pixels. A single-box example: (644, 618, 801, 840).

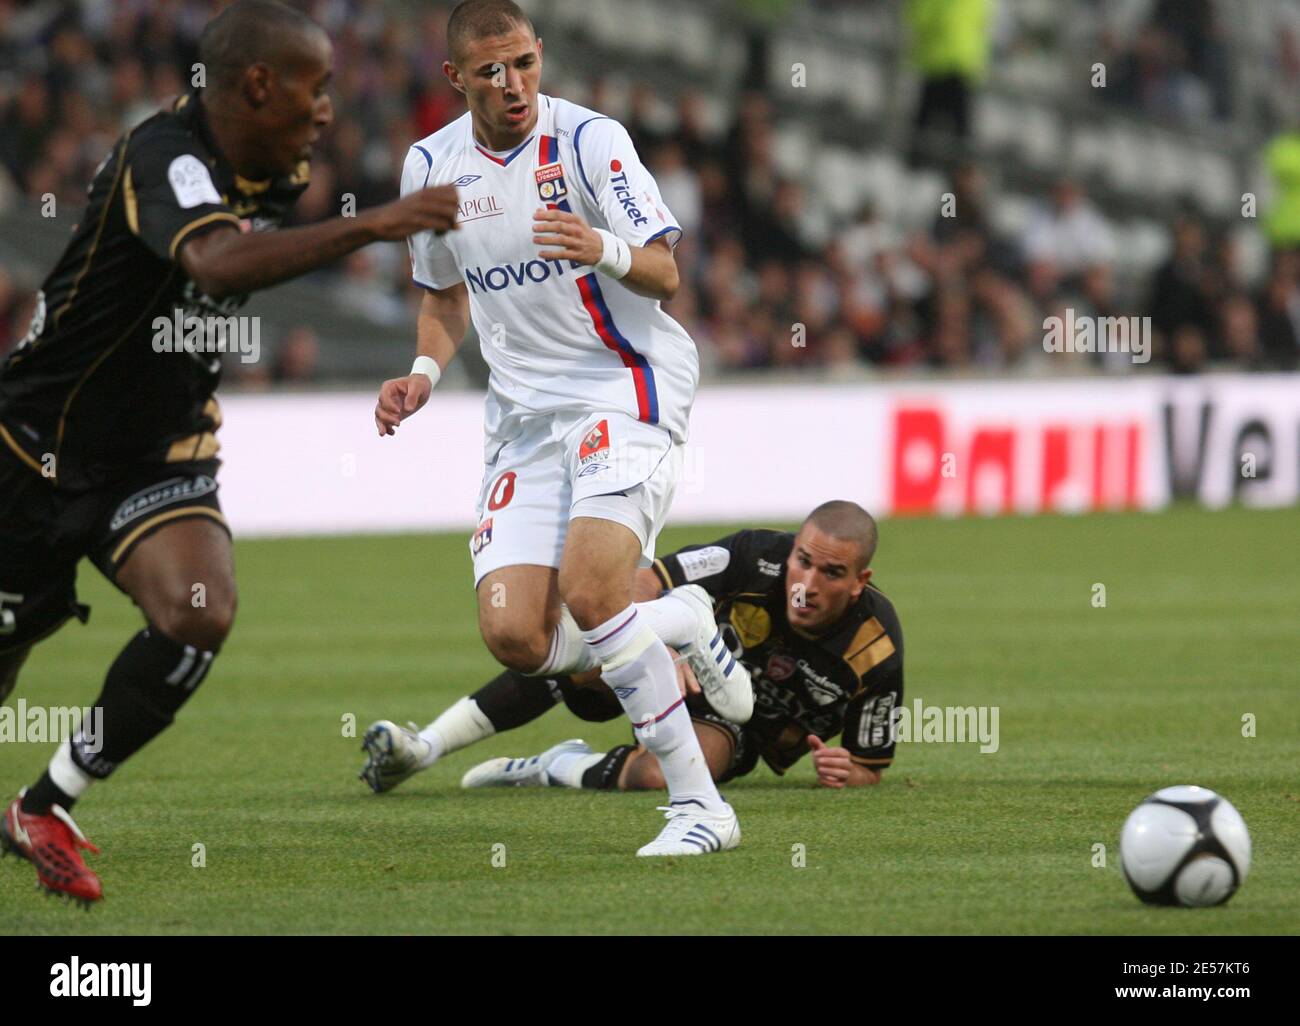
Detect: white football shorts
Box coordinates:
(469, 410, 682, 586)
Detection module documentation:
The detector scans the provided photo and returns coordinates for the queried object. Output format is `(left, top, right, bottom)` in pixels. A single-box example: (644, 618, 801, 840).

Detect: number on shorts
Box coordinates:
(0, 591, 22, 636)
(487, 471, 517, 511)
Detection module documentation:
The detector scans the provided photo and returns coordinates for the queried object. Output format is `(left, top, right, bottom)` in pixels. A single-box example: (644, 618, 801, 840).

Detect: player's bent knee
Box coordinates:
(151, 586, 237, 652)
(559, 583, 626, 631)
(478, 622, 550, 674)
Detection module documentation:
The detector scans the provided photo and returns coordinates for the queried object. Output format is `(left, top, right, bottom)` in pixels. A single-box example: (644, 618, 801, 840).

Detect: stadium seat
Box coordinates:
(975, 94, 1019, 152)
(1016, 105, 1064, 172)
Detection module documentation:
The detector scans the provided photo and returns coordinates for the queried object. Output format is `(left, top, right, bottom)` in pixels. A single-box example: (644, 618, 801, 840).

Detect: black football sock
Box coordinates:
(20, 773, 78, 815)
(580, 744, 638, 790)
(471, 669, 563, 731)
(68, 625, 216, 780)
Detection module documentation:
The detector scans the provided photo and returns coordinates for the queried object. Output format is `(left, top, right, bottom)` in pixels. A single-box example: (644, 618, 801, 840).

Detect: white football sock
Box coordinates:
(534, 606, 601, 676)
(583, 606, 725, 813)
(546, 750, 606, 788)
(418, 696, 494, 767)
(535, 595, 696, 677)
(48, 740, 94, 800)
(634, 593, 697, 649)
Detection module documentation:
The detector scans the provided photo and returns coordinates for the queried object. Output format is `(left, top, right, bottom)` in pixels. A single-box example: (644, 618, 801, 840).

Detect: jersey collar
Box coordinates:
(470, 94, 553, 166)
(176, 90, 309, 201)
(473, 134, 534, 166)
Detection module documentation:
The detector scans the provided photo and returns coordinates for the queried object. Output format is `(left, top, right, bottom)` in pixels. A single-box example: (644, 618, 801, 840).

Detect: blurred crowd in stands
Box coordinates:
(1, 0, 1298, 380)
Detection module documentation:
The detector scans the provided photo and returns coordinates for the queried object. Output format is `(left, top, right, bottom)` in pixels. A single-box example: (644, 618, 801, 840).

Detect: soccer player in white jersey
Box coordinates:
(365, 0, 751, 856)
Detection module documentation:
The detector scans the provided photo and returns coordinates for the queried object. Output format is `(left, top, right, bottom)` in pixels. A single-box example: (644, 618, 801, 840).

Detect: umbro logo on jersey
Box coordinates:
(452, 174, 482, 187)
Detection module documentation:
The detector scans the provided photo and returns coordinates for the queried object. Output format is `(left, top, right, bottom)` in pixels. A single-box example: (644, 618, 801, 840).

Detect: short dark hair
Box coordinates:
(802, 500, 879, 569)
(198, 0, 324, 93)
(448, 0, 535, 66)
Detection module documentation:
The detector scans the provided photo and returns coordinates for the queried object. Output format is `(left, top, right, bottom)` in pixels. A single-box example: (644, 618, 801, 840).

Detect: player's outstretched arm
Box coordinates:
(181, 185, 461, 299)
(375, 283, 470, 436)
(532, 208, 679, 302)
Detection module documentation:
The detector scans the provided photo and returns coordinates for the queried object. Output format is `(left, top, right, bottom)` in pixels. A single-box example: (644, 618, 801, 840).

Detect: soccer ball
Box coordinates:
(1119, 786, 1251, 907)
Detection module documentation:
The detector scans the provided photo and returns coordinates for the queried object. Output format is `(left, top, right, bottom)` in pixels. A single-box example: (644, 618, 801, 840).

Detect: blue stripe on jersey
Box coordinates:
(414, 145, 433, 187)
(579, 273, 659, 424)
(644, 225, 681, 247)
(573, 116, 612, 203)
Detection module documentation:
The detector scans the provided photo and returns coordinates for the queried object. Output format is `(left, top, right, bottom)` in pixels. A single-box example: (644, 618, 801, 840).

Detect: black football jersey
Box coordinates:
(0, 91, 308, 490)
(654, 529, 904, 775)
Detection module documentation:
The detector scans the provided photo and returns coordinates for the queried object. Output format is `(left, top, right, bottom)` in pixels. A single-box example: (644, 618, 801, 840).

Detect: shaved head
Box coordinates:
(803, 501, 878, 570)
(448, 0, 535, 66)
(195, 0, 333, 180)
(199, 0, 327, 94)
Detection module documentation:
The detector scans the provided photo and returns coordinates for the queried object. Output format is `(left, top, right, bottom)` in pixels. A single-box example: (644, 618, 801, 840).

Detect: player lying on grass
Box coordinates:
(361, 501, 903, 795)
(0, 0, 460, 906)
(371, 0, 752, 856)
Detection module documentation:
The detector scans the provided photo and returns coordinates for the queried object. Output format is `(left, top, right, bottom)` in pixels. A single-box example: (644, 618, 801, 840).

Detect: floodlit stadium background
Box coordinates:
(2, 0, 1298, 533)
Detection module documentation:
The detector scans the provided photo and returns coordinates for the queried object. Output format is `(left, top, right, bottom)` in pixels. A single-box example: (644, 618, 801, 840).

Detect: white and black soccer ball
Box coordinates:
(1119, 786, 1251, 907)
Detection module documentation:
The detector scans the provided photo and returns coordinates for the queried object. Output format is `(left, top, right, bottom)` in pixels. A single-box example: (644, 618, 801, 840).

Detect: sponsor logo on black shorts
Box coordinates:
(110, 476, 217, 532)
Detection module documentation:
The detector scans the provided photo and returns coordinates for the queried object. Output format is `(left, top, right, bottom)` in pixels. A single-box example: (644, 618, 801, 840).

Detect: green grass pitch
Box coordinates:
(2, 506, 1297, 934)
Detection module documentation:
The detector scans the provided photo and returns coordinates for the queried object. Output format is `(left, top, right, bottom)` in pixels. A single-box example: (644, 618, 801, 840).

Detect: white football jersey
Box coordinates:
(402, 94, 699, 455)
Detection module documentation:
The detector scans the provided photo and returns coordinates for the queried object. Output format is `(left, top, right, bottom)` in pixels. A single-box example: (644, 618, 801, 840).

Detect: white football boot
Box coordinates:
(359, 720, 433, 794)
(460, 739, 591, 788)
(636, 800, 741, 857)
(671, 584, 754, 724)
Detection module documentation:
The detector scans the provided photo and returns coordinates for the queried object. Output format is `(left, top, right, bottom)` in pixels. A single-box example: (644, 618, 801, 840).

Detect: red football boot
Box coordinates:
(1, 790, 103, 907)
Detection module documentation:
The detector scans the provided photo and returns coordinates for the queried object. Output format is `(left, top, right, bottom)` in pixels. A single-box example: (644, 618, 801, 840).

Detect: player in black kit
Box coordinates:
(0, 0, 459, 905)
(361, 501, 904, 796)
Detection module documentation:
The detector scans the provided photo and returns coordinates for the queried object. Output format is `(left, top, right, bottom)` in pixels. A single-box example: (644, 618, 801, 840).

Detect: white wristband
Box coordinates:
(593, 228, 632, 280)
(411, 355, 441, 388)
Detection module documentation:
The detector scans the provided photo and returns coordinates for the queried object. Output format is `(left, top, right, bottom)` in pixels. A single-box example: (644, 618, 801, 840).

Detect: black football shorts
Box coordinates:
(0, 445, 227, 654)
